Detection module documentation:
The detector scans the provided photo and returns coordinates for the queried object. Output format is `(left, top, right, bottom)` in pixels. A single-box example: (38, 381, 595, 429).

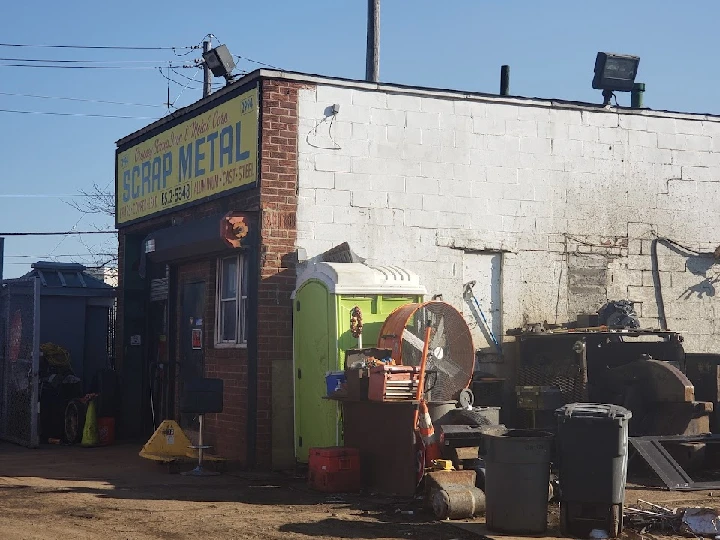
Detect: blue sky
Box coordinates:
(1, 0, 718, 277)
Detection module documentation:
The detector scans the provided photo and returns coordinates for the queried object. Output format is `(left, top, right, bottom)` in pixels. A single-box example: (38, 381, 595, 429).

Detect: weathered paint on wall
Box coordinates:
(295, 83, 720, 361)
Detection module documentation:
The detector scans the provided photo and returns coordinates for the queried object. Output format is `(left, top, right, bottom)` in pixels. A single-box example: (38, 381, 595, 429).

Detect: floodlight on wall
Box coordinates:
(592, 52, 640, 105)
(202, 44, 236, 81)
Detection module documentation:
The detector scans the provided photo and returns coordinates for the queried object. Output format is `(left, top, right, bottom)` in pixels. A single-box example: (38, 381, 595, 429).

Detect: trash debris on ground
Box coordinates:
(682, 507, 720, 535)
(624, 500, 720, 536)
(624, 500, 680, 534)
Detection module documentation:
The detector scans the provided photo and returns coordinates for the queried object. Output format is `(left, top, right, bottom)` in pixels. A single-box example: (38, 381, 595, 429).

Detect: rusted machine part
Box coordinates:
(592, 357, 713, 436)
(432, 485, 486, 520)
(601, 358, 694, 403)
(425, 470, 476, 510)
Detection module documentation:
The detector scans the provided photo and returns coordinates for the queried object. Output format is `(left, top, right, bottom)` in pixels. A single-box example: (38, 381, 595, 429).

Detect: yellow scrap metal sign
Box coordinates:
(116, 87, 258, 225)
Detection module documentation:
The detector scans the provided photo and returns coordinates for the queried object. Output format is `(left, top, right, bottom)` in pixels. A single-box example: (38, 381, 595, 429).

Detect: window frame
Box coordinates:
(215, 254, 248, 348)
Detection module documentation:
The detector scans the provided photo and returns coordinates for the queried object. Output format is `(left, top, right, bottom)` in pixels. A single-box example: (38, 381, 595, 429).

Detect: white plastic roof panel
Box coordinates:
(296, 262, 426, 296)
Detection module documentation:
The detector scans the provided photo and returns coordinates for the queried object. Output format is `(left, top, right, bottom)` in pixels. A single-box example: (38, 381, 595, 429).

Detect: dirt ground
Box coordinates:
(1, 442, 719, 540)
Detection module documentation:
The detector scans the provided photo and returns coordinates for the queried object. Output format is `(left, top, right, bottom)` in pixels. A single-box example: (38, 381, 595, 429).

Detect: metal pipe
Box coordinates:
(30, 277, 41, 447)
(631, 82, 645, 108)
(198, 414, 204, 467)
(500, 65, 510, 96)
(413, 325, 432, 428)
(365, 0, 380, 82)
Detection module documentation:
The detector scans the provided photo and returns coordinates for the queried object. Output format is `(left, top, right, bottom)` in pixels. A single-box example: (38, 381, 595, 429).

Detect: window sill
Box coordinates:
(214, 342, 248, 349)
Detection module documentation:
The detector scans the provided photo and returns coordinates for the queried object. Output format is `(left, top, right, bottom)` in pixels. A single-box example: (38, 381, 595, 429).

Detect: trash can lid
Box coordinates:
(555, 403, 632, 420)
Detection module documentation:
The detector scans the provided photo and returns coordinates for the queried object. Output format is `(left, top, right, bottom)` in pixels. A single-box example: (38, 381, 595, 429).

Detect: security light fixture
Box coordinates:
(592, 52, 640, 105)
(202, 44, 236, 81)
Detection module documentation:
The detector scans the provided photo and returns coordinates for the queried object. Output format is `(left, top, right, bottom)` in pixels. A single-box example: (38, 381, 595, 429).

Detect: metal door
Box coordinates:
(0, 278, 40, 447)
(180, 281, 206, 430)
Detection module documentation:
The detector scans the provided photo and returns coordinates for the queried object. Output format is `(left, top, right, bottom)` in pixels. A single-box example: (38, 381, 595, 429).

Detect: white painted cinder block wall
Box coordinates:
(295, 82, 720, 366)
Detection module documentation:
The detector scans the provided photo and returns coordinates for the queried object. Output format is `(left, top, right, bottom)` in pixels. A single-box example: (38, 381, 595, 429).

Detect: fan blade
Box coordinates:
(402, 328, 426, 352)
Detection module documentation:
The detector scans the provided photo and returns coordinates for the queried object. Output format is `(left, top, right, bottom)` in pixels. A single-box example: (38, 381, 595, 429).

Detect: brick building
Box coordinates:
(116, 78, 302, 469)
(116, 70, 720, 469)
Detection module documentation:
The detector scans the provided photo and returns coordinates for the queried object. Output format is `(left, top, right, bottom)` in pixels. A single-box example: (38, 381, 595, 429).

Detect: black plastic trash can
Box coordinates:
(481, 429, 554, 534)
(555, 403, 632, 538)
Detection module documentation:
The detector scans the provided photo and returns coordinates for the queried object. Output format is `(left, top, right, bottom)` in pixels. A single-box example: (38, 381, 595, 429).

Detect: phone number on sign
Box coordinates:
(160, 184, 191, 207)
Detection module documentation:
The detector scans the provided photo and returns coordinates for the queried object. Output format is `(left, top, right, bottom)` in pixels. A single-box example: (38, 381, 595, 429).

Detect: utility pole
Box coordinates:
(0, 237, 4, 284)
(365, 0, 380, 82)
(203, 40, 212, 98)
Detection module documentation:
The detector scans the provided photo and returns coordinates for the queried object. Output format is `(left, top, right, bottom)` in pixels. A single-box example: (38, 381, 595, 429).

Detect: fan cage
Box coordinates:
(377, 301, 474, 401)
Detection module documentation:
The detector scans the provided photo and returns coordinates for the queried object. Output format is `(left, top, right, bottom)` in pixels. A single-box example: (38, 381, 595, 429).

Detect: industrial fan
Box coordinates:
(377, 301, 475, 402)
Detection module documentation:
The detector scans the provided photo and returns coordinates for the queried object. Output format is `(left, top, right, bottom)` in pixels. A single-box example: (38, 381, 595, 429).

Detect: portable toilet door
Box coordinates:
(293, 263, 426, 463)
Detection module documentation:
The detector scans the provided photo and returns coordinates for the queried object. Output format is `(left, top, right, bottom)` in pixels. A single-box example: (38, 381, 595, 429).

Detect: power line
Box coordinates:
(158, 68, 198, 90)
(0, 194, 95, 198)
(48, 213, 86, 259)
(170, 66, 204, 84)
(0, 91, 164, 108)
(0, 57, 176, 64)
(0, 63, 186, 70)
(0, 42, 197, 51)
(6, 261, 115, 266)
(0, 231, 115, 236)
(169, 67, 202, 106)
(5, 253, 116, 258)
(235, 55, 280, 70)
(0, 108, 155, 119)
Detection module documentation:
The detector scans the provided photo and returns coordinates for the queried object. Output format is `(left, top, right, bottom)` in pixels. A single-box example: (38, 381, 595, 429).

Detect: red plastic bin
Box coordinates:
(308, 447, 361, 493)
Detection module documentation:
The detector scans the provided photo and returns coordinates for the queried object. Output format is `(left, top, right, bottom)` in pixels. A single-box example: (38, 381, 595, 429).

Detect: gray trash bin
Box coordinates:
(555, 403, 632, 538)
(481, 429, 554, 534)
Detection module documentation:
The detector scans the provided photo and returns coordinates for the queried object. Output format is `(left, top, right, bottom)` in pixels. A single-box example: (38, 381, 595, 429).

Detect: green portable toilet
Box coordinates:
(293, 263, 426, 462)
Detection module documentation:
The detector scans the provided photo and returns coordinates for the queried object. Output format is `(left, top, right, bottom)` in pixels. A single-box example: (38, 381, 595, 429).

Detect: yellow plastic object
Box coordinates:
(139, 420, 226, 463)
(81, 400, 99, 447)
(139, 420, 192, 460)
(431, 459, 455, 471)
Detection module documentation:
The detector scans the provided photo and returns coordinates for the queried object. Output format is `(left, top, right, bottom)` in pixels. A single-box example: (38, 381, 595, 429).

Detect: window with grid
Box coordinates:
(215, 255, 248, 346)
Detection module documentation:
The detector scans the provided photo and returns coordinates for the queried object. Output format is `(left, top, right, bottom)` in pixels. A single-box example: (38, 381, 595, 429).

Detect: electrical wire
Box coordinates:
(0, 63, 185, 70)
(173, 33, 214, 57)
(6, 261, 116, 266)
(0, 231, 115, 236)
(0, 193, 96, 198)
(47, 213, 87, 259)
(5, 253, 116, 258)
(0, 91, 164, 108)
(0, 108, 155, 119)
(0, 57, 175, 64)
(171, 67, 201, 107)
(235, 55, 280, 70)
(0, 42, 197, 51)
(654, 235, 714, 257)
(171, 66, 204, 84)
(158, 68, 198, 90)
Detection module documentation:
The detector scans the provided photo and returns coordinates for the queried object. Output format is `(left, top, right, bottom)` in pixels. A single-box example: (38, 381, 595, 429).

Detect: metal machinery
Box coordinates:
(513, 329, 706, 434)
(513, 326, 720, 491)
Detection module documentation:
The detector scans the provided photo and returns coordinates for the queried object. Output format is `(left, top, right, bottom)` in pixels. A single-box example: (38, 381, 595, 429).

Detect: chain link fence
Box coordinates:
(0, 278, 40, 447)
